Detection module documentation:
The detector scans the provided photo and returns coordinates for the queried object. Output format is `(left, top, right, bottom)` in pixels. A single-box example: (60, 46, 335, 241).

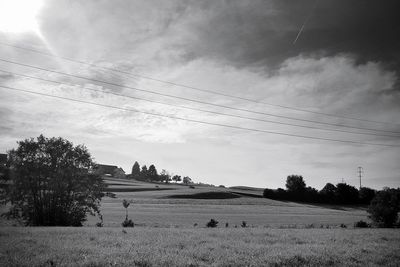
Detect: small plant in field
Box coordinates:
(225, 222, 229, 227)
(122, 199, 132, 220)
(241, 221, 247, 228)
(122, 199, 134, 227)
(206, 219, 218, 228)
(354, 220, 369, 228)
(122, 219, 134, 227)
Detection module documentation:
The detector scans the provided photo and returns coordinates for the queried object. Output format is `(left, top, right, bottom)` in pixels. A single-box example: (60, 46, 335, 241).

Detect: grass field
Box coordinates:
(2, 178, 395, 266)
(84, 178, 368, 228)
(1, 227, 400, 266)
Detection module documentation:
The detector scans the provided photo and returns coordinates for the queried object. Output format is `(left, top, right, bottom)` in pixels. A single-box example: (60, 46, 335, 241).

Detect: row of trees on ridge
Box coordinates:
(129, 161, 193, 184)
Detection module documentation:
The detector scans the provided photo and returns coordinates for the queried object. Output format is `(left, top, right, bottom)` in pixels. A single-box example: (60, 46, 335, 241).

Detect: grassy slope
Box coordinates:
(86, 178, 368, 227)
(1, 227, 400, 266)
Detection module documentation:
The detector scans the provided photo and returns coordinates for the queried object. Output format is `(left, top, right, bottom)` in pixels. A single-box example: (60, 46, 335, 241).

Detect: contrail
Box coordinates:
(293, 0, 319, 45)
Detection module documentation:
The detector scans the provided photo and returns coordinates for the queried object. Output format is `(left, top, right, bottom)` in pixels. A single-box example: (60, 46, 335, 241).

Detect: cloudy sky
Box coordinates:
(0, 0, 399, 189)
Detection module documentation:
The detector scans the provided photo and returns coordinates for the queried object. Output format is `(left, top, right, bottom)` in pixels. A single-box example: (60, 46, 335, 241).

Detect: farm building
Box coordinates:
(94, 164, 126, 179)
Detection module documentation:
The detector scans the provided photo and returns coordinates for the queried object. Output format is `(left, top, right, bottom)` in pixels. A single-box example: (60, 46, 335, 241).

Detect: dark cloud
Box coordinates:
(179, 0, 400, 73)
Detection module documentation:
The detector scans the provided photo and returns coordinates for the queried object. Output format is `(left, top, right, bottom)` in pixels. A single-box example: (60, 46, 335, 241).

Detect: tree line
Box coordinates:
(264, 175, 400, 227)
(128, 161, 194, 185)
(263, 175, 377, 205)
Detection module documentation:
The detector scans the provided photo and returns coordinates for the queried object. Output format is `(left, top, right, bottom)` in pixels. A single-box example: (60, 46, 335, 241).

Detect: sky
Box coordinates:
(0, 0, 399, 190)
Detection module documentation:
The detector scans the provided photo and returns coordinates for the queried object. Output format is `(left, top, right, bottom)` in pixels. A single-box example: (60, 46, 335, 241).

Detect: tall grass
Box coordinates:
(1, 227, 399, 266)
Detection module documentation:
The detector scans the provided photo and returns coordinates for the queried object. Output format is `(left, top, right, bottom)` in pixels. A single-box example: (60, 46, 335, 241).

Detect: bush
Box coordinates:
(354, 220, 369, 228)
(122, 219, 134, 227)
(206, 219, 218, 228)
(241, 221, 247, 228)
(368, 188, 400, 227)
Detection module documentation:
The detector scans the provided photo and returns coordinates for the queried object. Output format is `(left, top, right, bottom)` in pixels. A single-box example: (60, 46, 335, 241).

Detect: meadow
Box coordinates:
(1, 227, 400, 266)
(1, 178, 399, 266)
(85, 178, 368, 228)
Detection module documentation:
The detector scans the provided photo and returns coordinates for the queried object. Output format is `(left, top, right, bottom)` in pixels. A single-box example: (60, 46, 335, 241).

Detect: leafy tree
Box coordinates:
(172, 175, 181, 183)
(0, 135, 105, 226)
(336, 183, 359, 204)
(140, 165, 148, 181)
(359, 187, 376, 205)
(159, 169, 171, 183)
(320, 183, 337, 203)
(131, 161, 141, 180)
(263, 188, 275, 199)
(285, 175, 306, 200)
(147, 164, 158, 181)
(182, 176, 192, 185)
(368, 188, 400, 227)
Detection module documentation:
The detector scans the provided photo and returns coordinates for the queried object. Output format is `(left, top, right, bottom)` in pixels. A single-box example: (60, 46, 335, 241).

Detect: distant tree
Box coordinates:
(359, 187, 376, 205)
(320, 183, 337, 203)
(159, 169, 171, 184)
(140, 165, 148, 181)
(263, 188, 276, 199)
(304, 186, 320, 203)
(131, 161, 141, 180)
(172, 175, 181, 183)
(336, 183, 359, 204)
(286, 175, 306, 200)
(0, 135, 105, 226)
(147, 164, 158, 181)
(182, 176, 192, 185)
(368, 188, 400, 227)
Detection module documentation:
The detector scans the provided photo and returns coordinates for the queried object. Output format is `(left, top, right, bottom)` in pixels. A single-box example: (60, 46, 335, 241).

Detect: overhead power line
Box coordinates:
(1, 84, 399, 147)
(0, 41, 397, 126)
(1, 58, 399, 135)
(1, 68, 399, 139)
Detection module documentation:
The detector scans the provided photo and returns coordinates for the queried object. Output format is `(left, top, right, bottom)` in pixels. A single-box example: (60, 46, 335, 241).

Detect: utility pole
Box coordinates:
(357, 167, 363, 189)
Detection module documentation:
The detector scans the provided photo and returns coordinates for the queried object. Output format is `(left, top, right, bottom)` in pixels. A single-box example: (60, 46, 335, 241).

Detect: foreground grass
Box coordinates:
(1, 227, 400, 266)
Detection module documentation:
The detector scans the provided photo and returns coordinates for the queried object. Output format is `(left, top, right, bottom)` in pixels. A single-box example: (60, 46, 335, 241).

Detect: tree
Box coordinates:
(0, 135, 105, 226)
(285, 175, 306, 200)
(320, 183, 337, 203)
(131, 161, 141, 180)
(335, 183, 359, 204)
(159, 169, 171, 184)
(140, 165, 148, 181)
(172, 175, 181, 183)
(359, 187, 376, 205)
(182, 176, 192, 185)
(368, 188, 400, 227)
(147, 164, 158, 181)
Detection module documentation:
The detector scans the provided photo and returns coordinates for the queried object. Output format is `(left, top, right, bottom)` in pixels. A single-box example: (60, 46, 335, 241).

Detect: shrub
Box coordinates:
(122, 219, 134, 227)
(206, 219, 218, 228)
(368, 189, 400, 227)
(241, 221, 247, 228)
(225, 222, 229, 227)
(354, 220, 369, 228)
